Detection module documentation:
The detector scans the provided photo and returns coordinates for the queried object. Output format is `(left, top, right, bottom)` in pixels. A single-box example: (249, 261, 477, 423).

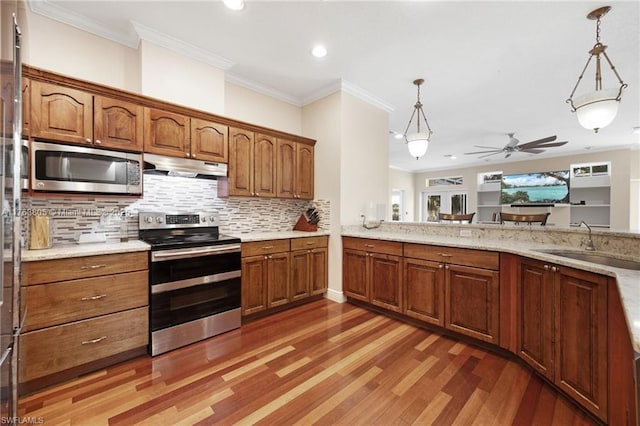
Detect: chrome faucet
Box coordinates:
(580, 220, 595, 251)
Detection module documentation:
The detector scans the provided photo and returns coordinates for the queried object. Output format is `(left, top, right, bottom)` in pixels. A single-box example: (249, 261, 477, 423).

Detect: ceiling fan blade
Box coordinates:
(505, 153, 512, 159)
(473, 145, 503, 150)
(464, 149, 503, 155)
(517, 136, 558, 149)
(478, 152, 502, 159)
(524, 141, 568, 148)
(519, 148, 545, 154)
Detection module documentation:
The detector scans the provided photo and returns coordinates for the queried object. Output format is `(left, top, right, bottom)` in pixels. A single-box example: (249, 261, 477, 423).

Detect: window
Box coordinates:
(391, 189, 404, 221)
(421, 190, 468, 222)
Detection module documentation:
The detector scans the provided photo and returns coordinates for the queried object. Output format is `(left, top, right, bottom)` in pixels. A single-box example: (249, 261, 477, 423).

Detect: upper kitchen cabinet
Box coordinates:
(218, 128, 276, 198)
(276, 139, 314, 200)
(144, 108, 228, 163)
(31, 81, 144, 152)
(143, 108, 190, 157)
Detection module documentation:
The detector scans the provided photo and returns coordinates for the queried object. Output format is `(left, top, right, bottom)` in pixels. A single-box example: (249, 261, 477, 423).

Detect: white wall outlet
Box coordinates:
(459, 229, 472, 237)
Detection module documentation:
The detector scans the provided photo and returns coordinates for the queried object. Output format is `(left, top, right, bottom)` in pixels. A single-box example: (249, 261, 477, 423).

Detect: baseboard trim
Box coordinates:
(325, 288, 346, 303)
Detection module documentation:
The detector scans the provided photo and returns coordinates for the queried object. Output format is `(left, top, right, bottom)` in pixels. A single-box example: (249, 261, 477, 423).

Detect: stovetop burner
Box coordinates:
(138, 211, 241, 250)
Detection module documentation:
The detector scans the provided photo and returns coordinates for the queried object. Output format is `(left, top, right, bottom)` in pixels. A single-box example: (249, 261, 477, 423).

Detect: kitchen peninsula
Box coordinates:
(342, 221, 640, 424)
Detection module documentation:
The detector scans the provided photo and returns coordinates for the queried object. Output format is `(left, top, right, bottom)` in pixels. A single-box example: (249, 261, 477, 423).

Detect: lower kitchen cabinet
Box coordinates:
(517, 256, 608, 422)
(241, 236, 328, 317)
(342, 237, 403, 312)
(20, 251, 149, 390)
(403, 258, 445, 326)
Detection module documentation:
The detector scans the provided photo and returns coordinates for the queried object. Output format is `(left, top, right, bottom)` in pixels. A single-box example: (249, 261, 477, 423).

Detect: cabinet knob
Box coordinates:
(544, 265, 550, 271)
(95, 139, 102, 144)
(438, 264, 444, 269)
(552, 266, 558, 273)
(85, 138, 92, 143)
(192, 153, 197, 158)
(256, 193, 260, 196)
(268, 255, 273, 259)
(445, 265, 449, 270)
(185, 152, 191, 157)
(264, 256, 268, 260)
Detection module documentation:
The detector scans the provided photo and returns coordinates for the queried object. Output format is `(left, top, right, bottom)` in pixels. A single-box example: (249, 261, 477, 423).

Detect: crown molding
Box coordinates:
(225, 73, 302, 107)
(303, 79, 395, 113)
(131, 21, 233, 70)
(28, 0, 138, 48)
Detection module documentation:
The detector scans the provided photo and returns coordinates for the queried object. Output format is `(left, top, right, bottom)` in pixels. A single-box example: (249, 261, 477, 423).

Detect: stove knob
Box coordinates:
(209, 216, 216, 222)
(156, 217, 164, 223)
(144, 216, 153, 224)
(201, 217, 207, 223)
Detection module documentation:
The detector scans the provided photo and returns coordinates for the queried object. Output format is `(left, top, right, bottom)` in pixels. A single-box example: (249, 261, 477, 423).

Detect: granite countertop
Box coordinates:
(342, 229, 640, 351)
(22, 240, 151, 262)
(231, 230, 330, 242)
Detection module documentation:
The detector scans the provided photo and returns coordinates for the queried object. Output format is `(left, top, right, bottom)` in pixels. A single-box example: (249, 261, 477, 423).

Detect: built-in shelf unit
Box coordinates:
(569, 161, 611, 228)
(476, 171, 502, 223)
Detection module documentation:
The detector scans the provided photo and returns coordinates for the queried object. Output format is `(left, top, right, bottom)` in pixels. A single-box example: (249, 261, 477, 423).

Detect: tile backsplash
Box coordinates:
(23, 174, 330, 246)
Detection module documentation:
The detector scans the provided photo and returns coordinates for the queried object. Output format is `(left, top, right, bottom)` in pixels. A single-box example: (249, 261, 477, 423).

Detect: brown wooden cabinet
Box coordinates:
(143, 107, 190, 157)
(516, 256, 608, 422)
(190, 118, 228, 162)
(242, 237, 328, 316)
(276, 139, 314, 200)
(403, 243, 500, 344)
(19, 251, 149, 390)
(342, 237, 403, 312)
(31, 81, 143, 151)
(290, 236, 328, 301)
(254, 133, 277, 197)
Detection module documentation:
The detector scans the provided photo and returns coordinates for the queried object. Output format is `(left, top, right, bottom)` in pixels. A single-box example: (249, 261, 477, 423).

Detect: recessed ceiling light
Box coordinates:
(444, 154, 456, 160)
(311, 45, 327, 58)
(223, 0, 244, 11)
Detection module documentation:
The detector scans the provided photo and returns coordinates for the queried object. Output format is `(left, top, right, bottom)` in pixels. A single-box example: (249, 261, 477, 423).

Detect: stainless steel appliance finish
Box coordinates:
(143, 153, 227, 179)
(139, 212, 241, 356)
(31, 141, 142, 195)
(1, 139, 28, 190)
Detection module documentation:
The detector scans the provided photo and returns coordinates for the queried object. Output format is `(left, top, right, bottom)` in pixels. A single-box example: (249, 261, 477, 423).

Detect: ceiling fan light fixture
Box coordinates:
(567, 6, 627, 133)
(223, 0, 245, 11)
(403, 79, 433, 160)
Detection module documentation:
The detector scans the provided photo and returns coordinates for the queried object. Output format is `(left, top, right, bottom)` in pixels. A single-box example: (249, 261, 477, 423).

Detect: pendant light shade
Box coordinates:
(567, 6, 627, 133)
(403, 79, 433, 159)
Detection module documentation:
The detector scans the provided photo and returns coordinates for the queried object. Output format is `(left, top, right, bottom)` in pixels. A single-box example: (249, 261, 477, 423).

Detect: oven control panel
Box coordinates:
(139, 211, 220, 229)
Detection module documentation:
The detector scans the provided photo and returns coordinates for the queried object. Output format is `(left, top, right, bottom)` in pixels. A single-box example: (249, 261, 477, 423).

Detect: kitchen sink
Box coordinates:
(535, 249, 640, 271)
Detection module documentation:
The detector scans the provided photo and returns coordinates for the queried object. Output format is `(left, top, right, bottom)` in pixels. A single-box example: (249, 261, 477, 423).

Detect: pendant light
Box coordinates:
(403, 79, 433, 159)
(567, 6, 627, 133)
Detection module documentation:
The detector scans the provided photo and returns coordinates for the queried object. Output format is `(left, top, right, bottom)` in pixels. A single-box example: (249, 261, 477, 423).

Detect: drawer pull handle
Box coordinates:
(80, 264, 107, 270)
(364, 244, 375, 248)
(306, 242, 315, 245)
(262, 246, 274, 250)
(81, 336, 107, 345)
(439, 253, 453, 257)
(81, 294, 107, 301)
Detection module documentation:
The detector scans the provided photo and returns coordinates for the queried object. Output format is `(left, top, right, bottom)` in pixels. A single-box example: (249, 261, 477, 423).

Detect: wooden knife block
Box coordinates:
(293, 214, 317, 231)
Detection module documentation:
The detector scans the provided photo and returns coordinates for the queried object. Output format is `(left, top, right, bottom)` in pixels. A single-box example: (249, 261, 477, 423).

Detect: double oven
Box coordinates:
(139, 212, 241, 356)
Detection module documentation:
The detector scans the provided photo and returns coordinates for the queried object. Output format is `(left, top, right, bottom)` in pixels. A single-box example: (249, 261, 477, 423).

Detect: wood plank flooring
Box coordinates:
(19, 300, 598, 425)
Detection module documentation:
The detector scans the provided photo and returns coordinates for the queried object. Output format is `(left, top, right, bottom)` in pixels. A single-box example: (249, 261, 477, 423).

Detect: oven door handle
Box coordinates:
(151, 270, 241, 294)
(151, 244, 241, 262)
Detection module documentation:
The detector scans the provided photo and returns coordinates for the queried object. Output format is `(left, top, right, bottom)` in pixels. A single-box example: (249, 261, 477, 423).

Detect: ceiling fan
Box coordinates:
(464, 133, 568, 159)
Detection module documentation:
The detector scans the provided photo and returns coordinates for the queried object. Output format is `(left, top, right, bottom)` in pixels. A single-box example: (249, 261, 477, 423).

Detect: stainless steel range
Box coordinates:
(139, 211, 241, 356)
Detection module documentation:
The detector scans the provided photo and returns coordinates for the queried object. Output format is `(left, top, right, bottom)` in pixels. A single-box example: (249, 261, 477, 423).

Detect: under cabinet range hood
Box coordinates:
(143, 153, 228, 179)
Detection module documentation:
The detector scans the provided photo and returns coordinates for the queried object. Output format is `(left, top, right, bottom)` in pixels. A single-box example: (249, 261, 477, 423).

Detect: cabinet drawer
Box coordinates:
(19, 307, 148, 383)
(242, 239, 290, 257)
(290, 236, 328, 251)
(404, 243, 499, 270)
(22, 270, 148, 332)
(22, 251, 148, 285)
(342, 237, 403, 256)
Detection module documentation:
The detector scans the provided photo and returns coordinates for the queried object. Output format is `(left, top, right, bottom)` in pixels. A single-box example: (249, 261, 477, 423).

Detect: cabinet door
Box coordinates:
(191, 118, 228, 163)
(254, 133, 276, 197)
(309, 247, 328, 295)
(31, 81, 92, 144)
(241, 255, 267, 315)
(342, 248, 368, 302)
(143, 107, 190, 157)
(276, 138, 295, 198)
(290, 250, 310, 301)
(445, 264, 499, 344)
(296, 143, 314, 200)
(403, 258, 445, 326)
(267, 252, 290, 308)
(517, 258, 554, 381)
(228, 127, 254, 196)
(94, 96, 143, 152)
(370, 253, 403, 313)
(554, 266, 608, 421)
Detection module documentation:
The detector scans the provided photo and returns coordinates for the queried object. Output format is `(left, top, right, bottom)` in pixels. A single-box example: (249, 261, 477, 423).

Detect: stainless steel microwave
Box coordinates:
(31, 141, 142, 195)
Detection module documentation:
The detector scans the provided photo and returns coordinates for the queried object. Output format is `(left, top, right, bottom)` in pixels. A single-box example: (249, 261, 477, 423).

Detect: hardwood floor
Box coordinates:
(19, 300, 597, 425)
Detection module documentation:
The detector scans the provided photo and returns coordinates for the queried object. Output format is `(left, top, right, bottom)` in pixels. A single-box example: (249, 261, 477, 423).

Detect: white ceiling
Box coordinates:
(29, 0, 640, 173)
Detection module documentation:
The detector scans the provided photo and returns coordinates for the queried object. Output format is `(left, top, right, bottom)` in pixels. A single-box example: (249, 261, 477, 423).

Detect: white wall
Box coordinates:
(225, 82, 302, 135)
(302, 92, 342, 300)
(340, 92, 389, 225)
(389, 167, 415, 222)
(413, 148, 633, 230)
(139, 40, 224, 115)
(22, 7, 140, 92)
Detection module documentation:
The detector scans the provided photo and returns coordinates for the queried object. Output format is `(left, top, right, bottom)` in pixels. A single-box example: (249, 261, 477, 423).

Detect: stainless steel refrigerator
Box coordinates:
(0, 1, 22, 419)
